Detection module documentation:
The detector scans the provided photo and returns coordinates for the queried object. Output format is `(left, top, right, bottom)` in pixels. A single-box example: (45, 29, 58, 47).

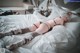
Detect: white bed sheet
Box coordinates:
(0, 14, 80, 53)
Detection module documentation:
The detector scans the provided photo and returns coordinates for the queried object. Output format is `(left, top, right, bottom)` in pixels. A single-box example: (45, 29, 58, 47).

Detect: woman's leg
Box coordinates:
(31, 20, 56, 37)
(34, 21, 53, 34)
(6, 22, 51, 51)
(6, 21, 54, 51)
(11, 21, 41, 35)
(0, 22, 41, 39)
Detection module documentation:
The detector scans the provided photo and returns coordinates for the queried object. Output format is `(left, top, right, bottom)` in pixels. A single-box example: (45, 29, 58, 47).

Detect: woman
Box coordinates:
(0, 12, 72, 50)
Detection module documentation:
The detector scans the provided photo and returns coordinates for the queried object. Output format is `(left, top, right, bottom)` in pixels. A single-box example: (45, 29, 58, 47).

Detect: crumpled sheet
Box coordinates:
(0, 14, 80, 53)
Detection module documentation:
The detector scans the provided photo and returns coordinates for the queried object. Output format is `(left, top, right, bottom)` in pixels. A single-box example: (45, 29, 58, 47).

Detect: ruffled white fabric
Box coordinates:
(0, 14, 80, 53)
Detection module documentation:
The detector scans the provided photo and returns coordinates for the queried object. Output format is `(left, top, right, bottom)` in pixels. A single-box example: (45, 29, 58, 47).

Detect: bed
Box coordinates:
(0, 13, 80, 53)
(0, 0, 80, 53)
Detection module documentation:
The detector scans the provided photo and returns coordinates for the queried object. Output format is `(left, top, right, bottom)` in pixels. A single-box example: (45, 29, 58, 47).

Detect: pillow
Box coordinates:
(70, 18, 80, 22)
(70, 13, 80, 22)
(65, 22, 80, 38)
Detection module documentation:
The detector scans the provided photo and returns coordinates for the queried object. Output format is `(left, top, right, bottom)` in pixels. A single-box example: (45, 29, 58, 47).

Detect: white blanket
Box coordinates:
(0, 14, 80, 53)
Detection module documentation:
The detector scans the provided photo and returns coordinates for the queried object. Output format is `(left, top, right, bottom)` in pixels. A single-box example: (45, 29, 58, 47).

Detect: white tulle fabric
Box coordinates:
(0, 0, 80, 53)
